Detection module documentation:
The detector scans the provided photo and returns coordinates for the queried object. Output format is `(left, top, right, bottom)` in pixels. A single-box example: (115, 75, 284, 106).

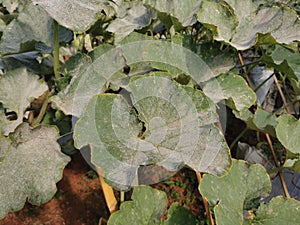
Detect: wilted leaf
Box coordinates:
(199, 159, 271, 225)
(32, 0, 105, 32)
(198, 0, 300, 50)
(276, 114, 300, 154)
(0, 123, 70, 219)
(143, 0, 201, 27)
(0, 67, 48, 135)
(108, 185, 167, 225)
(74, 74, 230, 190)
(202, 74, 256, 111)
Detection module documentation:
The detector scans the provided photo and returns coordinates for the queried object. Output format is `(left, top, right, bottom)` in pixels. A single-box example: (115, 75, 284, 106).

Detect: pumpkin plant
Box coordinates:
(0, 0, 299, 224)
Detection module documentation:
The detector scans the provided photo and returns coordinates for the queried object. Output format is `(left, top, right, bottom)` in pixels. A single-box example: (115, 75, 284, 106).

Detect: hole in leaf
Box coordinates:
(5, 111, 17, 120)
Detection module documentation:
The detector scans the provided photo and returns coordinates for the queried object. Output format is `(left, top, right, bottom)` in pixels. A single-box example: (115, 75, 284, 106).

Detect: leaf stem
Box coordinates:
(274, 75, 292, 114)
(238, 52, 253, 89)
(265, 133, 290, 198)
(31, 90, 54, 127)
(120, 191, 125, 203)
(53, 20, 60, 79)
(197, 172, 214, 225)
(229, 127, 248, 149)
(97, 171, 118, 213)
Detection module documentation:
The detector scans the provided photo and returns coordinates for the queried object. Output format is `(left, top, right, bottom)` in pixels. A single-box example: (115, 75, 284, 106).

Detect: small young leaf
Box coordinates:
(108, 186, 167, 225)
(0, 123, 70, 219)
(276, 114, 300, 154)
(0, 67, 48, 135)
(199, 159, 271, 225)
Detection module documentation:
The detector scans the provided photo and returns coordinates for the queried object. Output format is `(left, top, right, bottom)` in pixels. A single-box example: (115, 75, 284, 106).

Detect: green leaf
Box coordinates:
(107, 2, 156, 43)
(74, 74, 230, 190)
(251, 197, 300, 225)
(51, 44, 113, 117)
(199, 159, 271, 225)
(52, 39, 219, 117)
(0, 123, 70, 219)
(283, 150, 300, 173)
(262, 44, 300, 88)
(198, 0, 300, 50)
(253, 109, 277, 136)
(107, 185, 167, 225)
(276, 114, 300, 154)
(32, 0, 105, 32)
(0, 67, 48, 135)
(163, 203, 198, 225)
(0, 3, 53, 54)
(202, 74, 256, 111)
(143, 0, 201, 27)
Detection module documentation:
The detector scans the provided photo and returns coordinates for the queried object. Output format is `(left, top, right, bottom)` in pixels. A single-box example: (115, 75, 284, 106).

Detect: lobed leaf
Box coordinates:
(107, 2, 156, 43)
(32, 0, 105, 32)
(198, 0, 300, 50)
(74, 73, 230, 190)
(199, 159, 271, 225)
(251, 197, 300, 225)
(0, 67, 48, 135)
(0, 3, 53, 54)
(52, 38, 218, 117)
(0, 123, 70, 219)
(108, 185, 167, 225)
(143, 0, 201, 27)
(202, 73, 256, 112)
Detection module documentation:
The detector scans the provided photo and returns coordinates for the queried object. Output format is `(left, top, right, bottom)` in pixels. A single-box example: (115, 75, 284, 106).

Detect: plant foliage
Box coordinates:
(0, 0, 299, 224)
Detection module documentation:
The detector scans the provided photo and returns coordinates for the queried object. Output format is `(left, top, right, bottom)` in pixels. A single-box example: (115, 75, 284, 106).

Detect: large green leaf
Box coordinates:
(250, 197, 300, 225)
(52, 39, 218, 117)
(202, 73, 256, 111)
(0, 67, 48, 135)
(143, 0, 201, 27)
(107, 1, 156, 43)
(32, 0, 106, 32)
(74, 73, 230, 190)
(108, 185, 167, 225)
(0, 3, 52, 54)
(197, 0, 300, 50)
(199, 159, 271, 225)
(0, 123, 70, 219)
(276, 114, 300, 154)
